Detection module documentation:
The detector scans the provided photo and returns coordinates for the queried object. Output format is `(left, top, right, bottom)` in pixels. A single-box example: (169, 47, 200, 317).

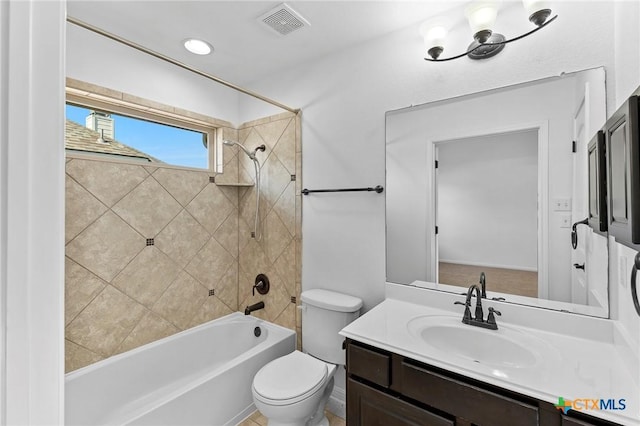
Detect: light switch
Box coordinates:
(553, 198, 572, 211)
(560, 214, 571, 228)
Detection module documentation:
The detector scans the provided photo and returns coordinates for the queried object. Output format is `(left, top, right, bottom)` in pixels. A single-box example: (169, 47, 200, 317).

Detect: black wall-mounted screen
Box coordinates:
(606, 94, 640, 249)
(588, 130, 607, 234)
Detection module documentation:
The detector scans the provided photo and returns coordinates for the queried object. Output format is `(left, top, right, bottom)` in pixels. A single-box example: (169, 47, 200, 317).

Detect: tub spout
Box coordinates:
(244, 301, 265, 315)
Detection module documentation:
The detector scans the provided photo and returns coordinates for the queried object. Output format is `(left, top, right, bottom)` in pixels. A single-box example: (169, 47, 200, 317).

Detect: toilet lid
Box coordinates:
(253, 351, 327, 402)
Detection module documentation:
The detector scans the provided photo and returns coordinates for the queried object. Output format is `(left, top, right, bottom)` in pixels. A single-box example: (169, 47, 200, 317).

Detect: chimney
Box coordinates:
(86, 110, 115, 141)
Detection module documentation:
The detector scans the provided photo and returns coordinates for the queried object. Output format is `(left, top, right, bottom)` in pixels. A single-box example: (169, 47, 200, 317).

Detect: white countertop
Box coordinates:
(340, 284, 639, 425)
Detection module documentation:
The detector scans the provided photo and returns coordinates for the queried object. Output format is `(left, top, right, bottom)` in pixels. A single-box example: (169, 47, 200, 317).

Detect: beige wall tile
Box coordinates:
(273, 303, 296, 331)
(215, 263, 239, 311)
(65, 257, 106, 326)
(295, 113, 302, 154)
(152, 168, 209, 207)
(66, 211, 146, 282)
(260, 154, 291, 212)
(239, 240, 271, 281)
(155, 210, 210, 268)
(111, 247, 181, 308)
(295, 152, 302, 195)
(112, 177, 182, 237)
(238, 216, 253, 255)
(186, 184, 235, 234)
(152, 271, 208, 330)
(65, 110, 302, 373)
(66, 158, 148, 207)
(185, 237, 235, 289)
(273, 120, 296, 175)
(187, 295, 234, 329)
(116, 311, 179, 354)
(273, 240, 296, 296)
(254, 118, 291, 152)
(65, 340, 103, 373)
(213, 211, 239, 258)
(218, 186, 239, 209)
(262, 211, 293, 264)
(273, 182, 295, 237)
(66, 285, 147, 357)
(237, 267, 255, 307)
(65, 174, 108, 244)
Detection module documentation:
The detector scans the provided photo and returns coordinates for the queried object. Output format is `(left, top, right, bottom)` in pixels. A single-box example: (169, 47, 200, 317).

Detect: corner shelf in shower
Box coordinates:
(215, 182, 255, 187)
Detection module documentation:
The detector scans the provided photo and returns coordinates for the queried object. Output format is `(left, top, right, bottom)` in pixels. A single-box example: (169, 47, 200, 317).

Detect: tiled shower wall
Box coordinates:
(65, 111, 301, 372)
(233, 113, 303, 347)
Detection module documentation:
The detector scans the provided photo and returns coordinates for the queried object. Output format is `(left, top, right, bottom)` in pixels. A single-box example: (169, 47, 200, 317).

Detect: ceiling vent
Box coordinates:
(258, 3, 310, 36)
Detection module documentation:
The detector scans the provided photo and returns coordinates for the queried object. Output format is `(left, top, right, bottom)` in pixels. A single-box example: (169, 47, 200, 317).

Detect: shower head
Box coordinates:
(223, 140, 265, 160)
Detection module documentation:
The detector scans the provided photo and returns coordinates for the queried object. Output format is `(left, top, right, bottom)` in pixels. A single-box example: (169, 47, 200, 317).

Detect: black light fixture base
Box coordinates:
(466, 33, 506, 60)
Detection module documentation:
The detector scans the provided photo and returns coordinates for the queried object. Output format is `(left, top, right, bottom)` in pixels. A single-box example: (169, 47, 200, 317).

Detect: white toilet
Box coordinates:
(251, 289, 363, 426)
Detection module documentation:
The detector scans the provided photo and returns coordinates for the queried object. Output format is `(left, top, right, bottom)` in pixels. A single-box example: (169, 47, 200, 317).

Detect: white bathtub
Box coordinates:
(65, 312, 296, 426)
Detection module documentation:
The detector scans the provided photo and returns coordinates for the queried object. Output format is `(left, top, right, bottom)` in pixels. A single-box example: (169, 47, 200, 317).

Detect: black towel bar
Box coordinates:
(301, 185, 384, 195)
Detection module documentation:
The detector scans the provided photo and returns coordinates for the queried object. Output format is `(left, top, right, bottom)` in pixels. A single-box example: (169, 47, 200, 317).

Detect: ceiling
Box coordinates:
(66, 1, 466, 85)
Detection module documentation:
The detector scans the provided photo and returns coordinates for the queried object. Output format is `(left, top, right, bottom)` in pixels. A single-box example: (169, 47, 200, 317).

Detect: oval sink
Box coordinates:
(407, 315, 546, 369)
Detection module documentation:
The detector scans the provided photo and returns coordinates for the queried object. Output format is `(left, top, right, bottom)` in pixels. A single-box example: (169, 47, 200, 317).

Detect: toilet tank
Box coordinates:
(301, 289, 363, 365)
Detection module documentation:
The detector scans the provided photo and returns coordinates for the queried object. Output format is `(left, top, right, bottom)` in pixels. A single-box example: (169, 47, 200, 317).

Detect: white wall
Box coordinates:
(437, 131, 538, 271)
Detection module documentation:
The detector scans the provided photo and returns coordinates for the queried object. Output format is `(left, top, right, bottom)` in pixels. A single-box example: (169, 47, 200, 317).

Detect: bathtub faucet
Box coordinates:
(245, 301, 265, 315)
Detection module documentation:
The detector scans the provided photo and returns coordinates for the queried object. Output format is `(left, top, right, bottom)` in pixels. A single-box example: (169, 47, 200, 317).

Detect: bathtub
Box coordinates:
(65, 312, 296, 426)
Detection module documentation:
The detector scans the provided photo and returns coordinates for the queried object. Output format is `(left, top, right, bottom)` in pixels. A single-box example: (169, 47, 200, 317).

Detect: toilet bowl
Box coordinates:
(251, 289, 362, 426)
(252, 350, 337, 426)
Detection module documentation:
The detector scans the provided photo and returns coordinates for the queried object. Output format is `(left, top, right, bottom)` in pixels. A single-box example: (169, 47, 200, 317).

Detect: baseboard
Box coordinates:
(226, 403, 256, 426)
(327, 386, 346, 419)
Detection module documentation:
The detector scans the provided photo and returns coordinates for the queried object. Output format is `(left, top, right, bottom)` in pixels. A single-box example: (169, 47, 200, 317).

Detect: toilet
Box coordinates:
(251, 289, 363, 426)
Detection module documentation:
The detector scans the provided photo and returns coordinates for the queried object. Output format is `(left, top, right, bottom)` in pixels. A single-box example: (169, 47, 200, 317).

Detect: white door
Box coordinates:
(571, 95, 589, 304)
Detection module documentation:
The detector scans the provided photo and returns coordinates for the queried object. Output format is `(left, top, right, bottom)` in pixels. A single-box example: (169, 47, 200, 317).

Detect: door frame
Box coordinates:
(426, 121, 549, 298)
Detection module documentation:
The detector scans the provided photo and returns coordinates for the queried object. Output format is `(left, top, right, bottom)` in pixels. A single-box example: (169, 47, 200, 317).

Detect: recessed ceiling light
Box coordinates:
(183, 38, 213, 55)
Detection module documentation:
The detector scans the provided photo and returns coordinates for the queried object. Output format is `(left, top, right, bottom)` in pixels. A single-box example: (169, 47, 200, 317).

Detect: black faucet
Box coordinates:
(454, 284, 501, 330)
(244, 301, 265, 315)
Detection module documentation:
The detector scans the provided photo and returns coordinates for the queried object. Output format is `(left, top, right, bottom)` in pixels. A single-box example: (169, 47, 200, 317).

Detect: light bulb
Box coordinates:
(522, 0, 552, 26)
(465, 1, 499, 43)
(183, 38, 213, 55)
(420, 20, 448, 60)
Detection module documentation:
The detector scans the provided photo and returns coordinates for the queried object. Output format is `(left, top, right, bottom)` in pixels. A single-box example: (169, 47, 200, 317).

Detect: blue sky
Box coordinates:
(66, 104, 208, 169)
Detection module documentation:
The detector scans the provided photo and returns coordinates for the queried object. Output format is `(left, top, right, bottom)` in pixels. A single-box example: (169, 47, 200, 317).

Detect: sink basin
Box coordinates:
(407, 315, 545, 369)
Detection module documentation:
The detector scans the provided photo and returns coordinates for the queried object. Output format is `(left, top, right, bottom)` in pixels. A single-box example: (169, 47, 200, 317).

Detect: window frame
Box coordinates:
(66, 88, 221, 173)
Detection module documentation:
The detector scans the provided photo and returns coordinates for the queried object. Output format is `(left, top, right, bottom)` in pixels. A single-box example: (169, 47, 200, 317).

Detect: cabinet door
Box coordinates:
(399, 361, 538, 426)
(347, 378, 454, 426)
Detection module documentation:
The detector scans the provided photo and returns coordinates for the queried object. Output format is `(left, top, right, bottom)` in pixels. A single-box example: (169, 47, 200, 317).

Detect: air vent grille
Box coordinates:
(259, 3, 309, 36)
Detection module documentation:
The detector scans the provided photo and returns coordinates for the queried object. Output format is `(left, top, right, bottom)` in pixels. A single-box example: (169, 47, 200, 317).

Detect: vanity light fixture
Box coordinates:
(183, 38, 213, 55)
(422, 0, 557, 62)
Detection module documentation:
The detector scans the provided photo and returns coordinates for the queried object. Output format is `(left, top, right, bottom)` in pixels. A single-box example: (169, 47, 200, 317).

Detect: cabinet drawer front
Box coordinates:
(400, 361, 538, 426)
(348, 342, 391, 387)
(348, 378, 454, 426)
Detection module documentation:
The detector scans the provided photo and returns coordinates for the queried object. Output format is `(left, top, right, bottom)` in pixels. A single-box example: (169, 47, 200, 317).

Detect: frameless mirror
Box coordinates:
(386, 68, 609, 317)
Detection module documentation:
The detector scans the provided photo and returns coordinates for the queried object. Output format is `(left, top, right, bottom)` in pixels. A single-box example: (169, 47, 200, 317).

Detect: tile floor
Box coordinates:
(238, 409, 346, 426)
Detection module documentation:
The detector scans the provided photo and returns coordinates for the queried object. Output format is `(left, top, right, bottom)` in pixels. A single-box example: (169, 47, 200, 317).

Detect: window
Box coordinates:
(65, 88, 218, 172)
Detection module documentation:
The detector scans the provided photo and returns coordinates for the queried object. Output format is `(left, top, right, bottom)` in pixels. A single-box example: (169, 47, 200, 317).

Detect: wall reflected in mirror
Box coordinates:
(385, 67, 609, 317)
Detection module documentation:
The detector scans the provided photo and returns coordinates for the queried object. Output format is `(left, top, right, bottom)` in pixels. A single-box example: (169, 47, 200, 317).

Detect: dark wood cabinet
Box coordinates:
(345, 339, 622, 426)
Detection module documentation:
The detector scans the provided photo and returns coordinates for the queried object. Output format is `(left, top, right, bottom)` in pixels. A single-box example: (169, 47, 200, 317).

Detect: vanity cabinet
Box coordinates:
(345, 339, 621, 426)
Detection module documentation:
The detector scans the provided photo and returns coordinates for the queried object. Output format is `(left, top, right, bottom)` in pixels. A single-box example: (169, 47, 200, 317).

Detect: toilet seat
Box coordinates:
(252, 351, 328, 406)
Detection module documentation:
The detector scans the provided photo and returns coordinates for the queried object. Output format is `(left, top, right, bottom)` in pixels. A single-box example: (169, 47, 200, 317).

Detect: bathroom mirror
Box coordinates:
(385, 68, 610, 317)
